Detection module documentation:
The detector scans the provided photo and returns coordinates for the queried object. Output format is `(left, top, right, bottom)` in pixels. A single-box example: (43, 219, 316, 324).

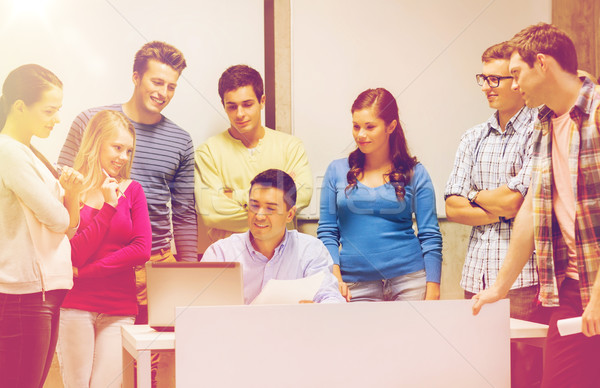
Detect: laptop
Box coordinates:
(146, 261, 244, 331)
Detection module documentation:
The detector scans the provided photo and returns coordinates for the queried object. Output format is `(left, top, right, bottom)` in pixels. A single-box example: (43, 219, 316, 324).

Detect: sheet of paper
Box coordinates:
(251, 271, 325, 305)
(557, 316, 582, 336)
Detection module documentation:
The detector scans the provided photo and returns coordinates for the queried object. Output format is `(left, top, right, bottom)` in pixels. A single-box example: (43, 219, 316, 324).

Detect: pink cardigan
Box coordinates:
(62, 181, 152, 315)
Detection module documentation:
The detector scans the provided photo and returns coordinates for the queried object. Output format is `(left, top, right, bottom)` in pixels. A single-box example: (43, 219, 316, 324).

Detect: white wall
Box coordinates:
(0, 0, 264, 161)
(291, 0, 551, 218)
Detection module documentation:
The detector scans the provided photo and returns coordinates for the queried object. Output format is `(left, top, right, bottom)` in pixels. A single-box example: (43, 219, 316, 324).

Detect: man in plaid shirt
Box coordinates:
(473, 23, 600, 387)
(445, 41, 545, 388)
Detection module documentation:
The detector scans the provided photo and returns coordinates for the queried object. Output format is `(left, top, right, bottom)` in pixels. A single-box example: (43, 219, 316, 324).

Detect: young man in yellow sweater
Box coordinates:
(195, 65, 312, 244)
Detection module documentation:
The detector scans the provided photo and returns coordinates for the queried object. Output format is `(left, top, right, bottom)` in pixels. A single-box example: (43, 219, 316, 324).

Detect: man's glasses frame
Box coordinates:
(475, 74, 513, 88)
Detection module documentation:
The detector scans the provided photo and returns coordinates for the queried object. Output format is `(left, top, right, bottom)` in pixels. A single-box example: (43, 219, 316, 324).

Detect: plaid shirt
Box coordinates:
(532, 77, 600, 308)
(445, 107, 538, 293)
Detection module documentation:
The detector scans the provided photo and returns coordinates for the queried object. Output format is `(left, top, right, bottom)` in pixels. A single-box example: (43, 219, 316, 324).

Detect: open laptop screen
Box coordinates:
(146, 261, 244, 331)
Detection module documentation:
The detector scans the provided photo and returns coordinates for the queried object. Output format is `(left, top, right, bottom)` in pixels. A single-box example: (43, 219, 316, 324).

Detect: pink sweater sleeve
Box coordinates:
(70, 204, 117, 267)
(78, 182, 152, 278)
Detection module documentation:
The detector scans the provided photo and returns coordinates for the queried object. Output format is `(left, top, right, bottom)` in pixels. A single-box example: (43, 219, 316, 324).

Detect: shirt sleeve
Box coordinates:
(77, 182, 152, 278)
(283, 137, 313, 211)
(303, 240, 346, 304)
(444, 130, 476, 199)
(70, 203, 117, 267)
(1, 145, 70, 233)
(199, 243, 225, 262)
(412, 165, 443, 283)
(316, 161, 341, 265)
(170, 135, 198, 262)
(57, 110, 91, 167)
(506, 127, 535, 197)
(194, 142, 248, 233)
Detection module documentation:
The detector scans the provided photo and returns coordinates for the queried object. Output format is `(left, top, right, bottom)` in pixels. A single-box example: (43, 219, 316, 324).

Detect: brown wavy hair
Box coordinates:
(345, 88, 417, 201)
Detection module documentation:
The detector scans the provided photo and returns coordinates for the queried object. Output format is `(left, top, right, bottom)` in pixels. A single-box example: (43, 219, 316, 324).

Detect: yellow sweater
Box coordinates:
(194, 128, 312, 242)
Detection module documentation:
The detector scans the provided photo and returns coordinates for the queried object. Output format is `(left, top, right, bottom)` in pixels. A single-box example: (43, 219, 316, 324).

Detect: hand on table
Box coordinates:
(471, 286, 504, 315)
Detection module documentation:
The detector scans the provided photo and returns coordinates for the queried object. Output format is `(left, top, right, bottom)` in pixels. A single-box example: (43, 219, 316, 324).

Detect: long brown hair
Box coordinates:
(346, 88, 417, 201)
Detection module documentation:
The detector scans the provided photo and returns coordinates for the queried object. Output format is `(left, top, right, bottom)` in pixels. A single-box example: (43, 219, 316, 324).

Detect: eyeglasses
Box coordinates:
(475, 74, 513, 88)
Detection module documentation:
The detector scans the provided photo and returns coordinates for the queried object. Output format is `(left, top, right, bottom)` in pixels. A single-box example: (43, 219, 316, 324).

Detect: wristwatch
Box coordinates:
(467, 189, 480, 204)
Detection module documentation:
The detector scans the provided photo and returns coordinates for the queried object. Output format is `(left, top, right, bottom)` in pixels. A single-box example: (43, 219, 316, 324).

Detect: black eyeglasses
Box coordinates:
(475, 74, 513, 88)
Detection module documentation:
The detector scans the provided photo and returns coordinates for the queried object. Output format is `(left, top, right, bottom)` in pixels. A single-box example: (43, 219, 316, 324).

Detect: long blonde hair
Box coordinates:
(73, 110, 135, 198)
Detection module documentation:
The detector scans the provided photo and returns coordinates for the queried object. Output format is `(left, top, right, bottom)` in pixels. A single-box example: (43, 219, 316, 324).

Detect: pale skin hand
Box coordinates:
(474, 185, 524, 219)
(333, 264, 351, 301)
(59, 166, 84, 230)
(445, 185, 523, 226)
(299, 300, 314, 304)
(100, 176, 120, 208)
(425, 282, 440, 300)
(445, 195, 499, 226)
(59, 166, 84, 196)
(582, 272, 600, 337)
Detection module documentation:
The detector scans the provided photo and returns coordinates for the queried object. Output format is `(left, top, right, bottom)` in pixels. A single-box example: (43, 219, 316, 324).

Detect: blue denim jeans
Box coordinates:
(347, 269, 426, 302)
(0, 289, 67, 388)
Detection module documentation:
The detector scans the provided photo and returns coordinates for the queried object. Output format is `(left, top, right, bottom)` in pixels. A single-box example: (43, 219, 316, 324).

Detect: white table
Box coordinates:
(122, 316, 548, 388)
(510, 317, 549, 348)
(121, 325, 174, 388)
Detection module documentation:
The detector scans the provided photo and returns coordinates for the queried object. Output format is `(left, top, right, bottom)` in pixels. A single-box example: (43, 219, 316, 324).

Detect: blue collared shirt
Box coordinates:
(202, 230, 345, 304)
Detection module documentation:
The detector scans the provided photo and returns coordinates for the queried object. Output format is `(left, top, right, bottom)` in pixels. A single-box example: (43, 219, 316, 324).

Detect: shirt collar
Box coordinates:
(538, 77, 596, 122)
(244, 229, 290, 262)
(486, 106, 531, 135)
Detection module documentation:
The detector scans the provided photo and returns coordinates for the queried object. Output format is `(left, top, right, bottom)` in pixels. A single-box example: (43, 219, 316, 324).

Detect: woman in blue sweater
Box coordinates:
(317, 88, 442, 302)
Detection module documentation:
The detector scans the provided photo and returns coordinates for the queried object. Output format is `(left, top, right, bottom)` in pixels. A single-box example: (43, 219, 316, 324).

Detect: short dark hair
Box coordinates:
(133, 41, 187, 76)
(481, 41, 513, 62)
(249, 169, 296, 209)
(509, 23, 577, 75)
(218, 65, 264, 104)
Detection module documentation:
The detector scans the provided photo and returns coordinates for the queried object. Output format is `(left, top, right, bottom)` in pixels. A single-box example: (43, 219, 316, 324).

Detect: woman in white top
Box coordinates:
(0, 64, 83, 388)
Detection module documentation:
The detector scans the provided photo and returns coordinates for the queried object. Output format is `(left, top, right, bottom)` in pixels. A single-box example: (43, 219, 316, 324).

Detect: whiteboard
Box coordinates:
(0, 0, 264, 162)
(291, 0, 551, 218)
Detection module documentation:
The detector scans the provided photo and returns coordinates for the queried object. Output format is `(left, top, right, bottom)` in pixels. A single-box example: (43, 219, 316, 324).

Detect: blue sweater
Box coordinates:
(317, 158, 442, 283)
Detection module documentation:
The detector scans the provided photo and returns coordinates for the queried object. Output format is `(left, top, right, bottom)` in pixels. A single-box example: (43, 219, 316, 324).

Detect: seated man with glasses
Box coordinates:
(444, 41, 548, 388)
(202, 169, 345, 304)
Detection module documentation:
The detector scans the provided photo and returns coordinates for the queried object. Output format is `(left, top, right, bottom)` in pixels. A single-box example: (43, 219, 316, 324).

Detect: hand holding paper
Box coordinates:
(251, 271, 325, 305)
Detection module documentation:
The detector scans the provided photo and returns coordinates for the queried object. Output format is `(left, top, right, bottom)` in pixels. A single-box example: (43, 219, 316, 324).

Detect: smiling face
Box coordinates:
(509, 52, 545, 108)
(352, 107, 395, 156)
(99, 124, 135, 178)
(481, 59, 524, 115)
(22, 84, 63, 139)
(247, 184, 295, 249)
(223, 85, 265, 137)
(132, 59, 179, 120)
